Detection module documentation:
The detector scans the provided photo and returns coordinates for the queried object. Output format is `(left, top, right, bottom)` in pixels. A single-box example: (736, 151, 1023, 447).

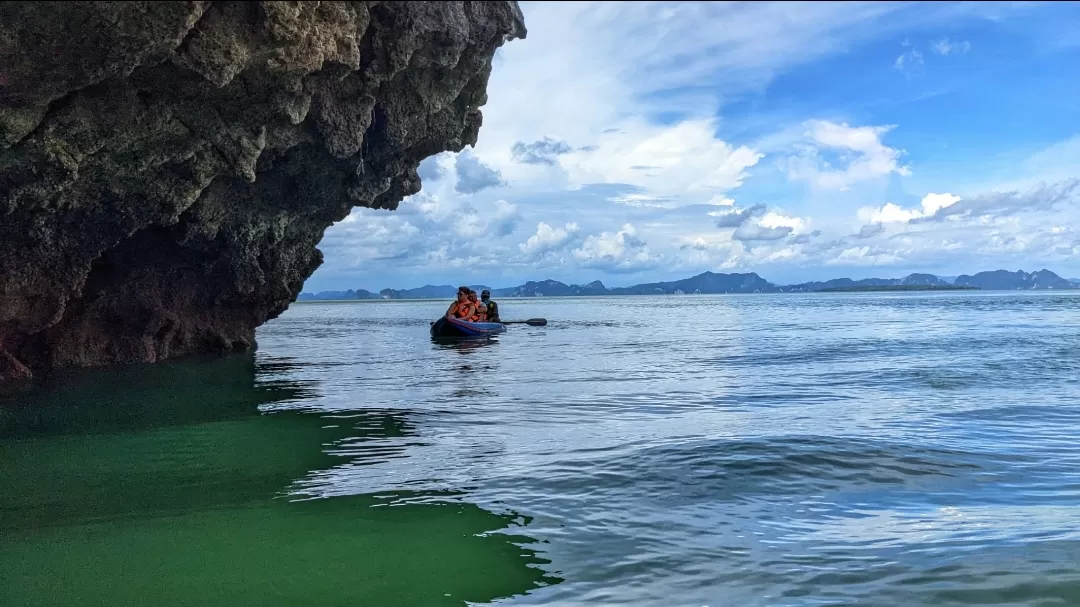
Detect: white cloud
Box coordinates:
(759, 211, 811, 235)
(895, 48, 924, 72)
(483, 1, 915, 140)
(712, 203, 767, 227)
(519, 221, 581, 257)
(317, 172, 526, 279)
(858, 192, 962, 223)
(453, 200, 521, 239)
(829, 246, 904, 266)
(855, 222, 886, 239)
(922, 180, 1079, 222)
(920, 193, 964, 216)
(318, 213, 423, 266)
(858, 180, 1079, 227)
(711, 202, 812, 246)
(733, 223, 793, 242)
(466, 1, 962, 204)
(932, 38, 972, 55)
(859, 202, 920, 224)
(560, 118, 764, 203)
(572, 223, 662, 272)
(454, 150, 505, 194)
(299, 1, 1078, 292)
(782, 120, 912, 191)
(894, 36, 969, 76)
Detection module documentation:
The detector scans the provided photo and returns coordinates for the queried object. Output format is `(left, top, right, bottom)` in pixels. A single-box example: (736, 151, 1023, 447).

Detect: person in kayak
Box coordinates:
(470, 290, 488, 322)
(445, 286, 475, 320)
(480, 289, 500, 322)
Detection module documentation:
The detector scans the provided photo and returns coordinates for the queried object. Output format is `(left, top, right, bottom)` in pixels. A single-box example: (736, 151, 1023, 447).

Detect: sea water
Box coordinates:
(3, 292, 1080, 606)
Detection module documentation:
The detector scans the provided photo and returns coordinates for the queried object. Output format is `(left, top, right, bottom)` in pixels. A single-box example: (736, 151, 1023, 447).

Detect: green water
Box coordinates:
(0, 356, 556, 607)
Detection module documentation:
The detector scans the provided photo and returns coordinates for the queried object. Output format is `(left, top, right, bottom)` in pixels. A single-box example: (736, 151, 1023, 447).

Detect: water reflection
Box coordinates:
(429, 337, 503, 393)
(431, 336, 500, 354)
(0, 352, 558, 606)
(0, 353, 310, 439)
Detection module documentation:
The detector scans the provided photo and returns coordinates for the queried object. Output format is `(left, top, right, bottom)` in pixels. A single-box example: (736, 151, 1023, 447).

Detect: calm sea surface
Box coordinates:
(3, 292, 1080, 606)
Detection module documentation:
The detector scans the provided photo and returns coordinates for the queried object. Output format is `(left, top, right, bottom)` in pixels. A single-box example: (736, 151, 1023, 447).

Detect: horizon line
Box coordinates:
(302, 266, 1078, 294)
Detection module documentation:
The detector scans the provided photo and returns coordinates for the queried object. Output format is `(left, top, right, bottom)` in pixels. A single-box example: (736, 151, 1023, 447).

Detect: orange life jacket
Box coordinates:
(472, 302, 488, 322)
(452, 301, 473, 319)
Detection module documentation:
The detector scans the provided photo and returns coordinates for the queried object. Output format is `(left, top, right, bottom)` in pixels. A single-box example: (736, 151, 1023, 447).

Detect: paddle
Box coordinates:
(502, 318, 548, 326)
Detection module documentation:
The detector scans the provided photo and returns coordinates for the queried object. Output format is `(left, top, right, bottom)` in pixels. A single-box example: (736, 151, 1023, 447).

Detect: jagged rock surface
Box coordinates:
(0, 1, 525, 381)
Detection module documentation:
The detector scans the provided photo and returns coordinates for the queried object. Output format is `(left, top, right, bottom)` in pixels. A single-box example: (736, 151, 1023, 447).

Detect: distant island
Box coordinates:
(298, 268, 1080, 301)
(817, 285, 980, 293)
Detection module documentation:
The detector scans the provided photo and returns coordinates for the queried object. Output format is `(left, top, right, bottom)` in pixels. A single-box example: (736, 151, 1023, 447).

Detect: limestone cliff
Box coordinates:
(0, 1, 525, 381)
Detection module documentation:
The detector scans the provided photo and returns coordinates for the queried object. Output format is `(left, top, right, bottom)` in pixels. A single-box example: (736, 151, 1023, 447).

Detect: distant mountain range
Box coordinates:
(298, 269, 1080, 301)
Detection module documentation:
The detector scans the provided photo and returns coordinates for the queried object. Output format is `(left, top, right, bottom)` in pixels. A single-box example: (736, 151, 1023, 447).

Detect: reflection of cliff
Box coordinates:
(0, 1, 526, 382)
(0, 353, 349, 524)
(0, 354, 558, 604)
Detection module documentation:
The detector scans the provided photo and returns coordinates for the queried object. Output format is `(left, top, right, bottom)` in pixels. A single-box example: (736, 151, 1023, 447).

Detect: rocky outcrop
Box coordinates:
(0, 1, 525, 382)
(954, 269, 1074, 290)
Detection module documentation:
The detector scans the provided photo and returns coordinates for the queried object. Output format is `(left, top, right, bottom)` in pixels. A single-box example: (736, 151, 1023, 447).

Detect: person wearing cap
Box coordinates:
(480, 289, 500, 322)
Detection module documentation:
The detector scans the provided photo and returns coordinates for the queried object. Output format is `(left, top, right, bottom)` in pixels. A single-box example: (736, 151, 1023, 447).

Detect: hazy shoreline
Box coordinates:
(290, 287, 1080, 304)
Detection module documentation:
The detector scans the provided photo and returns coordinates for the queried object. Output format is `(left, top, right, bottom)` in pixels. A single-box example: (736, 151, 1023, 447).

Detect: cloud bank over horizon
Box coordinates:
(305, 1, 1080, 292)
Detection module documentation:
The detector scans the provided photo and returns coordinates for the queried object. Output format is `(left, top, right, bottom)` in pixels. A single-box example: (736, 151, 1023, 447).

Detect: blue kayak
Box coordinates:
(430, 316, 507, 339)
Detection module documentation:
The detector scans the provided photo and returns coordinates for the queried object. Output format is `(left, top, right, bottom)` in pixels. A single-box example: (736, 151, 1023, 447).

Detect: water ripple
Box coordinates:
(253, 292, 1080, 606)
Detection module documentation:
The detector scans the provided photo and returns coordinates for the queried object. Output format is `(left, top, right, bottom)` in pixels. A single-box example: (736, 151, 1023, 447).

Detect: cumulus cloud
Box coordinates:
(714, 203, 767, 227)
(712, 201, 812, 246)
(759, 211, 811, 234)
(572, 223, 662, 273)
(519, 221, 581, 258)
(782, 120, 912, 191)
(733, 223, 793, 242)
(858, 193, 962, 224)
(456, 2, 942, 208)
(855, 222, 885, 239)
(319, 213, 424, 263)
(454, 200, 522, 239)
(932, 38, 972, 55)
(707, 196, 736, 207)
(562, 118, 764, 204)
(828, 246, 904, 266)
(417, 153, 448, 185)
(913, 180, 1080, 223)
(680, 237, 713, 252)
(789, 230, 822, 245)
(511, 137, 574, 165)
(316, 182, 529, 284)
(455, 150, 505, 194)
(300, 1, 1074, 292)
(859, 181, 1079, 226)
(487, 200, 523, 237)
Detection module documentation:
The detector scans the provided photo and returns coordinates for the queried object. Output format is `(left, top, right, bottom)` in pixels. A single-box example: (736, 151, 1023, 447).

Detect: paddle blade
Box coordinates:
(503, 318, 548, 326)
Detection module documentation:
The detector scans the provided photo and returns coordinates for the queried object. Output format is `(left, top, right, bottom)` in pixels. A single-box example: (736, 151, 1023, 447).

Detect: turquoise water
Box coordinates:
(3, 292, 1080, 606)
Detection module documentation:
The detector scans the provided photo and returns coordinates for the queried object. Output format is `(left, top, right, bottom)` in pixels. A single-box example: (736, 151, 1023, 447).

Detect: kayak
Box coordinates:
(430, 316, 507, 339)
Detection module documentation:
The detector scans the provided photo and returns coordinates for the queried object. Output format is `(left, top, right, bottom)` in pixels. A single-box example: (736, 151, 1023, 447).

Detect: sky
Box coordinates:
(304, 0, 1080, 292)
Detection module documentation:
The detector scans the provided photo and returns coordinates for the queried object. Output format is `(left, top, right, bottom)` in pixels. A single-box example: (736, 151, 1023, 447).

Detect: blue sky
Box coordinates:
(304, 1, 1080, 292)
